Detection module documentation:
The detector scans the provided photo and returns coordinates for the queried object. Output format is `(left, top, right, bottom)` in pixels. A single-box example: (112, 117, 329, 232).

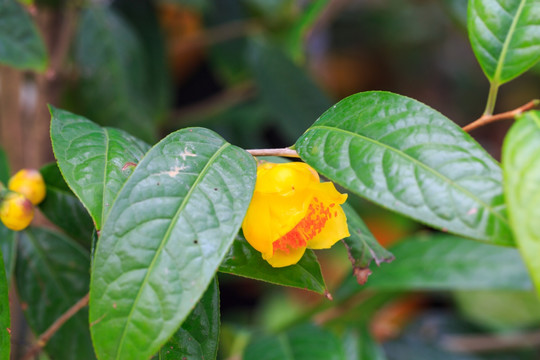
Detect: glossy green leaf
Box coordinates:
(0, 147, 8, 184)
(247, 38, 333, 142)
(296, 92, 513, 245)
(39, 163, 94, 245)
(0, 0, 47, 71)
(16, 227, 94, 360)
(342, 326, 387, 360)
(244, 324, 345, 360)
(0, 224, 16, 284)
(89, 128, 256, 360)
(0, 248, 9, 360)
(341, 203, 394, 284)
(50, 106, 150, 230)
(337, 234, 532, 300)
(158, 278, 219, 360)
(219, 235, 327, 294)
(468, 0, 540, 85)
(503, 110, 540, 296)
(73, 6, 156, 142)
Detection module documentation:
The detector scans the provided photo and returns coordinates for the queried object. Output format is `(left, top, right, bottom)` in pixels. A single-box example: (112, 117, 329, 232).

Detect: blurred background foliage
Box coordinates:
(1, 0, 540, 359)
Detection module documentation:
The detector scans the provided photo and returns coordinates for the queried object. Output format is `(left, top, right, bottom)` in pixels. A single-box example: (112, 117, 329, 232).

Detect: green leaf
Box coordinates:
(219, 235, 327, 294)
(503, 110, 540, 296)
(0, 146, 9, 184)
(278, 0, 328, 62)
(244, 324, 345, 360)
(39, 163, 94, 245)
(73, 5, 156, 142)
(89, 127, 256, 360)
(0, 224, 16, 284)
(337, 234, 532, 300)
(15, 227, 94, 360)
(158, 278, 220, 360)
(342, 326, 387, 360)
(468, 0, 540, 85)
(441, 0, 468, 31)
(296, 91, 513, 246)
(112, 0, 172, 123)
(454, 290, 540, 331)
(0, 0, 47, 71)
(50, 106, 150, 230)
(341, 203, 394, 284)
(206, 0, 250, 85)
(0, 247, 10, 360)
(158, 0, 208, 11)
(247, 37, 333, 142)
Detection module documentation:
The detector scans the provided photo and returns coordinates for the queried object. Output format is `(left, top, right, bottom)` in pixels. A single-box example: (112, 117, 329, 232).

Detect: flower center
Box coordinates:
(272, 198, 336, 253)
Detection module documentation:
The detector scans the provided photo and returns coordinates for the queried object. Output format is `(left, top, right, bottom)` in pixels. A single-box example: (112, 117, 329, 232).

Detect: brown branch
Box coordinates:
(176, 19, 261, 52)
(246, 148, 300, 158)
(441, 330, 540, 353)
(170, 82, 256, 125)
(463, 99, 539, 132)
(22, 292, 90, 360)
(45, 8, 78, 80)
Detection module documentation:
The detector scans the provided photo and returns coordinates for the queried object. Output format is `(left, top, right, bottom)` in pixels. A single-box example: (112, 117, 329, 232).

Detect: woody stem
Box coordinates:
(246, 148, 300, 158)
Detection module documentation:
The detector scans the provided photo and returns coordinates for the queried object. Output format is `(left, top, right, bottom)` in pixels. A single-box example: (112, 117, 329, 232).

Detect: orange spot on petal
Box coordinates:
(272, 200, 333, 254)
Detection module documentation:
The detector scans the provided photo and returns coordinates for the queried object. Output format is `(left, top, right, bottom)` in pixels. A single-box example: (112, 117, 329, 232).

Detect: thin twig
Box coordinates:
(246, 148, 300, 158)
(463, 99, 539, 132)
(46, 8, 78, 80)
(442, 330, 540, 353)
(22, 292, 90, 360)
(175, 19, 261, 52)
(171, 82, 256, 124)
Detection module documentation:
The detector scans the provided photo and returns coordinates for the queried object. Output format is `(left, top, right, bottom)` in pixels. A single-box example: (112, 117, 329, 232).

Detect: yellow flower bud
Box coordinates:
(8, 169, 46, 205)
(242, 162, 350, 267)
(0, 192, 34, 231)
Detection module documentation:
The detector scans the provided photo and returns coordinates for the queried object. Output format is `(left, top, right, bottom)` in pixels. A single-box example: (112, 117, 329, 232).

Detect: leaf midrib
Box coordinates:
(308, 125, 509, 227)
(492, 0, 527, 83)
(114, 142, 230, 358)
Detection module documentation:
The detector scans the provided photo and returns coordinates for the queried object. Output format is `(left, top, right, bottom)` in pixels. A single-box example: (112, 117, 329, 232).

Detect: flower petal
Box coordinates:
(256, 162, 319, 194)
(263, 246, 306, 268)
(309, 181, 348, 204)
(267, 189, 312, 236)
(307, 205, 350, 249)
(241, 194, 274, 255)
(242, 190, 312, 255)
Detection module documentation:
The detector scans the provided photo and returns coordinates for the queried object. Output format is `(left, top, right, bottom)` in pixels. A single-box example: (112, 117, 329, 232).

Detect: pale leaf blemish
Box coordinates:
(159, 165, 187, 178)
(179, 146, 197, 161)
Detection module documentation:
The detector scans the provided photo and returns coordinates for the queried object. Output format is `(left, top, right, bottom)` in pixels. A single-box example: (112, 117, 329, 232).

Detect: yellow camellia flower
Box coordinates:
(242, 161, 350, 267)
(0, 191, 34, 231)
(8, 169, 46, 205)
